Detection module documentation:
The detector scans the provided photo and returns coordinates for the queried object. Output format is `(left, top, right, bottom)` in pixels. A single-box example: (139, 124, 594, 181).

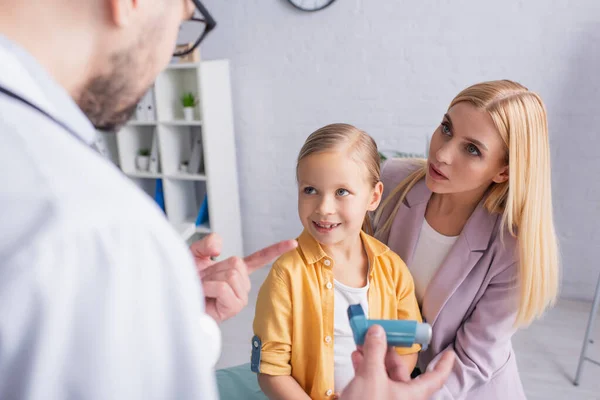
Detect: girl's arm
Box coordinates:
(258, 375, 311, 400)
(253, 264, 307, 398)
(426, 262, 519, 399)
(391, 353, 418, 381)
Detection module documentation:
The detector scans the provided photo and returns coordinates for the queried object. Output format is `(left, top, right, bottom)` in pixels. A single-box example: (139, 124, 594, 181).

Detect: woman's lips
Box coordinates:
(429, 163, 448, 180)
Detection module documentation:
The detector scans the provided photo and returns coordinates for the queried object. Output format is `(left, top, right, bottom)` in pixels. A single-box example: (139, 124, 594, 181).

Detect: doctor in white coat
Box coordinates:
(0, 1, 453, 399)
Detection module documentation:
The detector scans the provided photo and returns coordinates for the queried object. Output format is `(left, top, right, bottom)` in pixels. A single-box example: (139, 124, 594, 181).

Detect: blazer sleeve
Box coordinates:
(426, 262, 519, 399)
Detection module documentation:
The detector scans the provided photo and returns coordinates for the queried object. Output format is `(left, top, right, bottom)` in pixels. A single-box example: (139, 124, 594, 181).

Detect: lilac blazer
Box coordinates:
(375, 159, 526, 400)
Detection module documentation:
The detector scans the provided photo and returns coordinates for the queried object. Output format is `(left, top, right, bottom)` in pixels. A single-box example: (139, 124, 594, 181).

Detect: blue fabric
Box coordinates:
(216, 363, 267, 400)
(250, 335, 262, 373)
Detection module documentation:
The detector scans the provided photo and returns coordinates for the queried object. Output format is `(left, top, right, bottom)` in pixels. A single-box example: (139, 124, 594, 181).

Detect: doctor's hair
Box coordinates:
(296, 123, 380, 235)
(373, 80, 560, 327)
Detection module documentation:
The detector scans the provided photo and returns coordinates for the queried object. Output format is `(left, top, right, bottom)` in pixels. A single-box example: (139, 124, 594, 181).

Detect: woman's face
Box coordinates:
(425, 102, 509, 196)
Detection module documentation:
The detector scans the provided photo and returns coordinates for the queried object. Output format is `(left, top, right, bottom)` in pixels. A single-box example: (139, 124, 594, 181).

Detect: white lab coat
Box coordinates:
(0, 35, 221, 399)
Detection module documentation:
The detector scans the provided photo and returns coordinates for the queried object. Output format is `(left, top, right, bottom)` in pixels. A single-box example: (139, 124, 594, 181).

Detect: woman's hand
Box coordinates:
(340, 325, 455, 400)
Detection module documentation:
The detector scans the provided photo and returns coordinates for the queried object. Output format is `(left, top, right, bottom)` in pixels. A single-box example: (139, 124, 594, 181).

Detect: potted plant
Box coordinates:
(181, 92, 198, 121)
(136, 148, 151, 171)
(378, 150, 427, 163)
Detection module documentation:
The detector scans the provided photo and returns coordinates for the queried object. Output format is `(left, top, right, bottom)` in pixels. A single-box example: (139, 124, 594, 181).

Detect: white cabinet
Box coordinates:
(102, 60, 243, 260)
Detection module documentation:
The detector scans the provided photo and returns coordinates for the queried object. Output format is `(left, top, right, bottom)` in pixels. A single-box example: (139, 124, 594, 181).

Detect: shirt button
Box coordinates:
(325, 335, 332, 343)
(326, 282, 333, 290)
(253, 340, 259, 348)
(326, 389, 333, 396)
(324, 259, 331, 266)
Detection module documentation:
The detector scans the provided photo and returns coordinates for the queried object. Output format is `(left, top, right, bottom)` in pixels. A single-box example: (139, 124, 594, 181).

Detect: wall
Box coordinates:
(193, 0, 600, 302)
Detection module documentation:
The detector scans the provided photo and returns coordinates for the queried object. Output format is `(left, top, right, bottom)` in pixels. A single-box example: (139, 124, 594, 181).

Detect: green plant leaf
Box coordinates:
(181, 92, 198, 107)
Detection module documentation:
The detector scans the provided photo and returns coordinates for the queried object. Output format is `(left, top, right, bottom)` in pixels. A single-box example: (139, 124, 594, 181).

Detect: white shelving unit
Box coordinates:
(103, 60, 243, 260)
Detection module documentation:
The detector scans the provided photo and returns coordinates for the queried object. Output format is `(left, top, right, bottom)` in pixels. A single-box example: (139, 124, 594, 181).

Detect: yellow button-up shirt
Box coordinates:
(252, 230, 422, 399)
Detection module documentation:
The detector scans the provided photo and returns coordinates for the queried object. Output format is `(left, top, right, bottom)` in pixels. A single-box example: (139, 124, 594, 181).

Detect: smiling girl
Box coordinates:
(251, 123, 422, 399)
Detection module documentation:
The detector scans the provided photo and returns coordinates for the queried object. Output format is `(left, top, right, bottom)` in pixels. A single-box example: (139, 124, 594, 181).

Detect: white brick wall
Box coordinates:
(193, 0, 600, 301)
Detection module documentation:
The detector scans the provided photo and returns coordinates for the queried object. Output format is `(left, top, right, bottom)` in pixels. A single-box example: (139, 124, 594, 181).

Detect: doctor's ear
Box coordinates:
(107, 0, 139, 27)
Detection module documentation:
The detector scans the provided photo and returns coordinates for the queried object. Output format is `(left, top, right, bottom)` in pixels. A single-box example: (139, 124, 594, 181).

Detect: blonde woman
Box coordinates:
(372, 80, 559, 399)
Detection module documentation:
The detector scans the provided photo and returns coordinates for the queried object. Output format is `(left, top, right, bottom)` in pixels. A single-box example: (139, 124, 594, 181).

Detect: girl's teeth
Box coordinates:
(317, 222, 338, 228)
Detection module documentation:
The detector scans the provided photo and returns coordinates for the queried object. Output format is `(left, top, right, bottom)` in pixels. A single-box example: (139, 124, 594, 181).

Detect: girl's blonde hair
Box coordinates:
(297, 123, 381, 235)
(373, 80, 559, 327)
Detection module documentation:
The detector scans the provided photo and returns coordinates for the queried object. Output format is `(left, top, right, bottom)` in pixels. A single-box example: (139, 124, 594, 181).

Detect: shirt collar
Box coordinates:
(297, 229, 389, 267)
(403, 174, 499, 251)
(0, 34, 96, 146)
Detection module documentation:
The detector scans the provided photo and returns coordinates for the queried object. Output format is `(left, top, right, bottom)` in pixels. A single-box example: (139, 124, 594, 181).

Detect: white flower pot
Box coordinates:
(183, 107, 195, 121)
(136, 155, 150, 171)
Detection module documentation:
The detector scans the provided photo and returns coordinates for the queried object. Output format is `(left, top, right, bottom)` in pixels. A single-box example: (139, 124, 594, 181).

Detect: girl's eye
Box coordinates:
(466, 143, 481, 156)
(303, 187, 316, 195)
(441, 122, 451, 135)
(336, 188, 350, 196)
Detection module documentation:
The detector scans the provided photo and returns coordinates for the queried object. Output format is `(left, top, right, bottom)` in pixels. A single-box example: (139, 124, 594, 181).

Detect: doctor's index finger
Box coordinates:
(244, 240, 298, 273)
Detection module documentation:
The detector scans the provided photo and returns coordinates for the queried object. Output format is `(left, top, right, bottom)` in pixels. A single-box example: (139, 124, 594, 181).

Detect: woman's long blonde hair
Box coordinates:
(297, 123, 381, 235)
(373, 80, 559, 327)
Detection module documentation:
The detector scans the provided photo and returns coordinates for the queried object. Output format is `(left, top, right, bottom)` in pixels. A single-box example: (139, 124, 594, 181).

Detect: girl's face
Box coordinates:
(426, 102, 509, 196)
(297, 151, 383, 247)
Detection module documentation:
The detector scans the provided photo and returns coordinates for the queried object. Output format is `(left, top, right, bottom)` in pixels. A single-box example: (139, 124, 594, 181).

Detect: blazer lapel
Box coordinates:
(421, 199, 498, 327)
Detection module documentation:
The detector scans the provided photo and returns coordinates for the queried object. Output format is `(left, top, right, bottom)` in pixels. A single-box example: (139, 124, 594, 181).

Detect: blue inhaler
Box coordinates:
(347, 304, 432, 350)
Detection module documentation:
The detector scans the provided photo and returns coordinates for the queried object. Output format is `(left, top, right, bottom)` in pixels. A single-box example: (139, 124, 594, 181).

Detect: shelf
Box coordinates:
(166, 62, 201, 70)
(173, 221, 211, 240)
(165, 173, 207, 181)
(128, 177, 159, 200)
(128, 119, 203, 127)
(155, 67, 202, 121)
(116, 125, 158, 175)
(158, 125, 204, 175)
(127, 121, 158, 126)
(162, 180, 207, 236)
(160, 120, 203, 126)
(125, 172, 163, 179)
(173, 221, 195, 240)
(105, 60, 243, 259)
(196, 223, 211, 233)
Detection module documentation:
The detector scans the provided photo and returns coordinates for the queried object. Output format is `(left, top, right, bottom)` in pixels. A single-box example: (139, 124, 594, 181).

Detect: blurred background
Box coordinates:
(183, 1, 600, 398)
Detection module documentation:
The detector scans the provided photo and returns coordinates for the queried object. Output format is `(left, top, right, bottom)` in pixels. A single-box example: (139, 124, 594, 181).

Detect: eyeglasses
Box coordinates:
(173, 0, 216, 57)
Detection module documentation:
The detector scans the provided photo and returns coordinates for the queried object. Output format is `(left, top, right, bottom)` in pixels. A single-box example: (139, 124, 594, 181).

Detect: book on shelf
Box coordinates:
(188, 129, 203, 174)
(148, 129, 160, 173)
(145, 88, 156, 121)
(134, 87, 156, 122)
(154, 179, 166, 213)
(195, 193, 209, 226)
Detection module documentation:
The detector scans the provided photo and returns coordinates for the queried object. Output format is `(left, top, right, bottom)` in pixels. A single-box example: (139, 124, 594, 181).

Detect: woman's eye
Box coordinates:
(466, 143, 481, 156)
(441, 122, 451, 135)
(303, 187, 316, 195)
(336, 189, 350, 196)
